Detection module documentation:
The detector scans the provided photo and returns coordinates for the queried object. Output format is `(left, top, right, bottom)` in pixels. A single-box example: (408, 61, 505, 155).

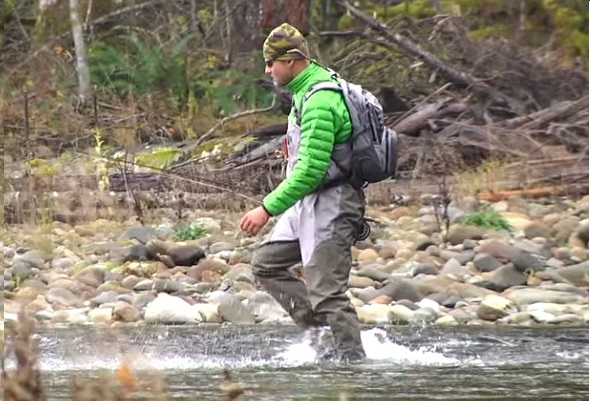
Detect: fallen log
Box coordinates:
(478, 184, 589, 202)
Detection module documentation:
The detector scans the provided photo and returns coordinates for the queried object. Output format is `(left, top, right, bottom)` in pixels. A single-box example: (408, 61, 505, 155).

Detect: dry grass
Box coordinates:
(451, 157, 512, 200)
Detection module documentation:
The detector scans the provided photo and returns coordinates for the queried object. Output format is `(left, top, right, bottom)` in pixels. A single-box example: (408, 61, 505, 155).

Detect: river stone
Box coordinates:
(511, 252, 545, 273)
(46, 287, 80, 307)
(192, 217, 222, 232)
(556, 261, 589, 286)
(88, 290, 120, 307)
(447, 225, 485, 245)
(167, 245, 206, 267)
(416, 299, 441, 313)
(123, 244, 151, 262)
(73, 266, 105, 288)
(245, 291, 287, 323)
(389, 304, 414, 323)
(121, 275, 144, 290)
(17, 286, 46, 301)
(357, 248, 379, 263)
(504, 288, 587, 306)
(14, 251, 47, 269)
(368, 294, 393, 304)
(356, 304, 393, 325)
(11, 262, 36, 281)
(223, 264, 256, 284)
(488, 263, 528, 289)
(434, 315, 458, 325)
(113, 301, 141, 322)
(122, 226, 158, 244)
(356, 266, 392, 282)
(353, 286, 380, 303)
(89, 308, 113, 324)
(209, 241, 236, 254)
(188, 259, 231, 280)
(192, 303, 221, 323)
(473, 253, 503, 272)
(439, 258, 467, 277)
(476, 295, 512, 321)
(51, 257, 75, 270)
(217, 294, 256, 324)
(348, 275, 375, 289)
(448, 309, 475, 323)
(378, 279, 423, 302)
(476, 240, 520, 261)
(412, 264, 439, 277)
(51, 308, 90, 324)
(441, 295, 463, 308)
(570, 247, 589, 262)
(144, 293, 201, 324)
(524, 221, 554, 240)
(409, 307, 438, 324)
(131, 292, 157, 310)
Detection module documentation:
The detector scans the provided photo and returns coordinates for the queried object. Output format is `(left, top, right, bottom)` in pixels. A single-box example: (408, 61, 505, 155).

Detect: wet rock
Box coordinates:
(216, 294, 256, 324)
(356, 304, 394, 325)
(434, 315, 458, 325)
(193, 303, 221, 323)
(89, 308, 113, 324)
(412, 264, 439, 277)
(476, 295, 513, 321)
(88, 291, 120, 307)
(144, 293, 201, 324)
(113, 301, 141, 322)
(245, 291, 287, 323)
(511, 252, 545, 273)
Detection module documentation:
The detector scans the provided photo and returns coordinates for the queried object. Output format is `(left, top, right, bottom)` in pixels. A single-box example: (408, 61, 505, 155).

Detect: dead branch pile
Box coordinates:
(167, 3, 588, 194)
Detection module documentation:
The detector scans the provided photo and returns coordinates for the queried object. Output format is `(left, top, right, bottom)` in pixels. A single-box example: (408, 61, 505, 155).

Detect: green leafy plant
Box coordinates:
(462, 210, 514, 231)
(174, 224, 206, 241)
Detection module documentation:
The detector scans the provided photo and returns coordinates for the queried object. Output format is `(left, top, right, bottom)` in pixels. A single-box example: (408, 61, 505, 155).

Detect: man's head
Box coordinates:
(263, 23, 310, 86)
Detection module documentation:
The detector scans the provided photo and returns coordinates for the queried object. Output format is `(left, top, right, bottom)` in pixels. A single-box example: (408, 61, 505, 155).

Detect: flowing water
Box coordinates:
(6, 324, 589, 400)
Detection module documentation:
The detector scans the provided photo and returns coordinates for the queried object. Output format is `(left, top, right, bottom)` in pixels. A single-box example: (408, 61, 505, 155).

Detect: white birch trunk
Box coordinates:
(68, 0, 92, 102)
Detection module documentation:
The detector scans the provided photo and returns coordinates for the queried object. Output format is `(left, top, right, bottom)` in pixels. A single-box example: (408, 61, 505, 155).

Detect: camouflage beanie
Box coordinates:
(263, 23, 310, 63)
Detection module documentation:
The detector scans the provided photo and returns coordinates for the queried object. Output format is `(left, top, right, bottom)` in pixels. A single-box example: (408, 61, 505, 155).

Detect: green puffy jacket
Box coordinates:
(262, 62, 352, 216)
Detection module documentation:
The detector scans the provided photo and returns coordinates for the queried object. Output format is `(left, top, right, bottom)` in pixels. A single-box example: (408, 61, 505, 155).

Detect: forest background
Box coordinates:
(2, 0, 589, 224)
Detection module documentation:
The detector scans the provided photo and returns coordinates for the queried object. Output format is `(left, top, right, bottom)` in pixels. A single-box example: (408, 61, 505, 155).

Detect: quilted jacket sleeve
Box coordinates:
(262, 93, 337, 216)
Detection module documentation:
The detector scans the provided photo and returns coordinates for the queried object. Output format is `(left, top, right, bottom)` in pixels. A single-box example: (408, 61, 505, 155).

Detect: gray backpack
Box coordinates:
(300, 75, 398, 186)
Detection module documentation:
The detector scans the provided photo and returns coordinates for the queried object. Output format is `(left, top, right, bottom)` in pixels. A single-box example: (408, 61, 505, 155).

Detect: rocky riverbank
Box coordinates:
(3, 195, 589, 332)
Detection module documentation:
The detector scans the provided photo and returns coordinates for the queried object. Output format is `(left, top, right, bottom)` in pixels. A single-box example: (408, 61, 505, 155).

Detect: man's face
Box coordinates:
(265, 59, 293, 87)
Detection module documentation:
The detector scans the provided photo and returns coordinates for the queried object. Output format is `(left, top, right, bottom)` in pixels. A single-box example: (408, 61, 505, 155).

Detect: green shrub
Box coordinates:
(174, 224, 206, 241)
(462, 210, 514, 231)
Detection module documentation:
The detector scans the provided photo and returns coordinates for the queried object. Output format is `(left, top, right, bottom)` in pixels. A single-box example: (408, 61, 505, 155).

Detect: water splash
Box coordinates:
(7, 326, 482, 372)
(273, 327, 463, 366)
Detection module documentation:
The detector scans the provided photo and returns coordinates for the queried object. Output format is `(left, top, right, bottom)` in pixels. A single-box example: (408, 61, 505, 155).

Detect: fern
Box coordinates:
(462, 210, 514, 231)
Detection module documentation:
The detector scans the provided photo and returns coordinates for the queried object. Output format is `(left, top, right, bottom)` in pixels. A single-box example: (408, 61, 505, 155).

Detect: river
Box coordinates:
(6, 324, 589, 400)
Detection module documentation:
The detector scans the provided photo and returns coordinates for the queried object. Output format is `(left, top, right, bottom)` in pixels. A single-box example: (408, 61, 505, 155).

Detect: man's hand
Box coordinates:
(239, 206, 271, 236)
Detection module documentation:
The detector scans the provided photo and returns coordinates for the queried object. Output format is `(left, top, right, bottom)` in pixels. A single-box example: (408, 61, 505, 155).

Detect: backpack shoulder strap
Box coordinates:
(294, 81, 343, 124)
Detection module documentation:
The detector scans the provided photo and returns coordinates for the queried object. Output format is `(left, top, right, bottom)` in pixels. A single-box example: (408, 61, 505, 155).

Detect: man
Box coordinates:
(239, 22, 366, 361)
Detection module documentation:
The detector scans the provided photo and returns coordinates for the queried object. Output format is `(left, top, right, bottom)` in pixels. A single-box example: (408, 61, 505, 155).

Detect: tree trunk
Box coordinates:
(68, 0, 91, 103)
